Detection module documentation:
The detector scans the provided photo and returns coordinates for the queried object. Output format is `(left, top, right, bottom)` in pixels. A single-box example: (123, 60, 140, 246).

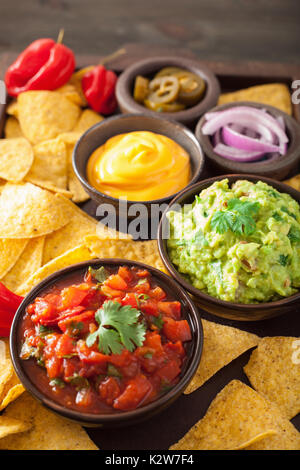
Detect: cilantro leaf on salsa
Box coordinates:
(86, 300, 146, 355)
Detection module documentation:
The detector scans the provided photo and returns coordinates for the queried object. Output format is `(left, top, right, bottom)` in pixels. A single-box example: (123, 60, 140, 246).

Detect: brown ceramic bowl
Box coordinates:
(73, 113, 204, 218)
(116, 56, 221, 127)
(10, 258, 203, 428)
(158, 174, 300, 321)
(195, 101, 300, 180)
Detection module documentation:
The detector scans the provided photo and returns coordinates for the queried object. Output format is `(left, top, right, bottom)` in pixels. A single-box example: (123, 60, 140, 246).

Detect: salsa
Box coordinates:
(20, 265, 192, 414)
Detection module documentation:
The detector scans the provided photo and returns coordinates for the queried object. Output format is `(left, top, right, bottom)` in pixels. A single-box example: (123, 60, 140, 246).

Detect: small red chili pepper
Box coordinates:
(5, 38, 75, 97)
(0, 282, 23, 337)
(81, 65, 117, 115)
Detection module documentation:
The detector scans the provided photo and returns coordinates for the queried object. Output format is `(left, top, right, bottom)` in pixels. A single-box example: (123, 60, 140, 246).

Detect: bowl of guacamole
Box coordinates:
(158, 175, 300, 320)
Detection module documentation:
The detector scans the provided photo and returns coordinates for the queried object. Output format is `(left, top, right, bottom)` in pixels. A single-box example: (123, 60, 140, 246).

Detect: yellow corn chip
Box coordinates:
(244, 337, 300, 419)
(0, 392, 98, 450)
(245, 401, 300, 450)
(6, 100, 18, 117)
(56, 83, 86, 107)
(0, 239, 28, 279)
(0, 138, 33, 182)
(16, 244, 94, 296)
(85, 236, 165, 271)
(69, 68, 94, 107)
(218, 83, 292, 115)
(72, 109, 104, 134)
(4, 116, 24, 139)
(170, 380, 277, 450)
(18, 91, 81, 144)
(185, 319, 259, 394)
(58, 132, 90, 203)
(2, 236, 45, 292)
(25, 138, 71, 197)
(285, 174, 300, 191)
(0, 339, 24, 411)
(0, 416, 31, 440)
(0, 183, 73, 238)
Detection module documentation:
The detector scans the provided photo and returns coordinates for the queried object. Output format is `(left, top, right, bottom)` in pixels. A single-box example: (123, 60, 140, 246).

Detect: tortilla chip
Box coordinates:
(16, 244, 94, 296)
(85, 236, 165, 271)
(0, 239, 28, 279)
(25, 138, 71, 197)
(245, 401, 300, 450)
(184, 320, 260, 394)
(57, 132, 90, 203)
(218, 83, 292, 115)
(0, 392, 98, 450)
(6, 100, 18, 117)
(2, 236, 45, 292)
(0, 183, 73, 238)
(18, 91, 81, 144)
(0, 339, 24, 411)
(72, 109, 104, 134)
(56, 83, 86, 107)
(244, 337, 300, 419)
(0, 416, 31, 440)
(284, 174, 300, 191)
(4, 116, 24, 139)
(0, 138, 34, 182)
(170, 380, 277, 450)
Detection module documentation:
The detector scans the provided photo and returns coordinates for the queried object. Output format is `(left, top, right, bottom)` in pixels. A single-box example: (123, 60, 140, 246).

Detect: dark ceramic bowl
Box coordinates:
(73, 113, 205, 218)
(195, 101, 300, 180)
(158, 174, 300, 321)
(10, 258, 203, 428)
(116, 56, 221, 127)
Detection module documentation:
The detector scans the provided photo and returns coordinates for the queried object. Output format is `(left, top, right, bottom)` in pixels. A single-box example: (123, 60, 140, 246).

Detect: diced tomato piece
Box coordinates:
(143, 332, 163, 353)
(156, 359, 181, 383)
(118, 266, 133, 283)
(99, 377, 121, 406)
(75, 387, 93, 407)
(109, 349, 132, 368)
(55, 334, 76, 358)
(60, 286, 88, 309)
(157, 301, 181, 320)
(136, 269, 150, 278)
(113, 374, 152, 411)
(121, 293, 138, 308)
(162, 317, 192, 342)
(105, 274, 128, 291)
(120, 355, 140, 378)
(76, 340, 108, 365)
(63, 357, 81, 380)
(101, 285, 124, 299)
(134, 280, 151, 294)
(149, 286, 166, 301)
(58, 309, 95, 333)
(164, 341, 185, 360)
(31, 297, 58, 324)
(140, 299, 159, 317)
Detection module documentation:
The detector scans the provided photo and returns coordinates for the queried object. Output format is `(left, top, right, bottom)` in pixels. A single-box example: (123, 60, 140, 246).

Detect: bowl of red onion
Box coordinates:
(195, 101, 300, 180)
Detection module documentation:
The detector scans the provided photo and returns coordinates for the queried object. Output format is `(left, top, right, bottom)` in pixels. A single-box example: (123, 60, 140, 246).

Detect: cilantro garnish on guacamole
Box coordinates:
(167, 179, 300, 303)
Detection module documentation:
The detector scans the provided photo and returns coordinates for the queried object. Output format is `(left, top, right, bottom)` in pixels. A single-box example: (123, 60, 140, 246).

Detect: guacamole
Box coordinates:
(167, 179, 300, 303)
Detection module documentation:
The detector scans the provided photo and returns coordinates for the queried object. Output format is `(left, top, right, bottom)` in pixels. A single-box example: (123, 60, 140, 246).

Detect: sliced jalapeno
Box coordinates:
(174, 71, 206, 106)
(147, 76, 180, 105)
(133, 75, 150, 103)
(144, 99, 186, 112)
(154, 67, 186, 78)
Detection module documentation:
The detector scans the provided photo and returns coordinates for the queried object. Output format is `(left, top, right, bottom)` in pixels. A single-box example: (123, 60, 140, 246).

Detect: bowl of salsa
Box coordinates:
(10, 259, 203, 427)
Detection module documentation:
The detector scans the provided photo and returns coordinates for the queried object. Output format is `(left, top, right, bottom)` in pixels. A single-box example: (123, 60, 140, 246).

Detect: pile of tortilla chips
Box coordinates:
(4, 86, 104, 203)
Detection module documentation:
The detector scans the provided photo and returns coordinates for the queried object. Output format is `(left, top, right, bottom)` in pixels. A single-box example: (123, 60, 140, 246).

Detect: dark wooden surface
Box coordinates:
(0, 16, 299, 448)
(0, 0, 299, 64)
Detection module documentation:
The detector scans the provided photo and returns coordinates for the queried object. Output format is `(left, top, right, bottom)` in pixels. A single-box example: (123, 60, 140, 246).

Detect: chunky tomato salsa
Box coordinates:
(20, 265, 192, 414)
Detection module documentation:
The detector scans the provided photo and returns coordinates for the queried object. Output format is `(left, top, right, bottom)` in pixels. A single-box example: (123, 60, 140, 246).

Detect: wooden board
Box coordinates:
(0, 44, 299, 450)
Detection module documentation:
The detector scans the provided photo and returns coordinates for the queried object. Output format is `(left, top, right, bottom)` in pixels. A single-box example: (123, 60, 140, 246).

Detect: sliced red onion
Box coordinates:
(202, 106, 288, 152)
(222, 125, 283, 154)
(213, 143, 265, 162)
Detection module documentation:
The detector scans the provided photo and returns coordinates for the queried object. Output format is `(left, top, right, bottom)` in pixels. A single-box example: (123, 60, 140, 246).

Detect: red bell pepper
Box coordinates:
(81, 65, 117, 115)
(0, 282, 23, 337)
(5, 38, 75, 97)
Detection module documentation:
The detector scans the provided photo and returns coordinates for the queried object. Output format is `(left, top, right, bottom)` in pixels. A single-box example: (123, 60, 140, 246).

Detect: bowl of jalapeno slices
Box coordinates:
(116, 57, 221, 127)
